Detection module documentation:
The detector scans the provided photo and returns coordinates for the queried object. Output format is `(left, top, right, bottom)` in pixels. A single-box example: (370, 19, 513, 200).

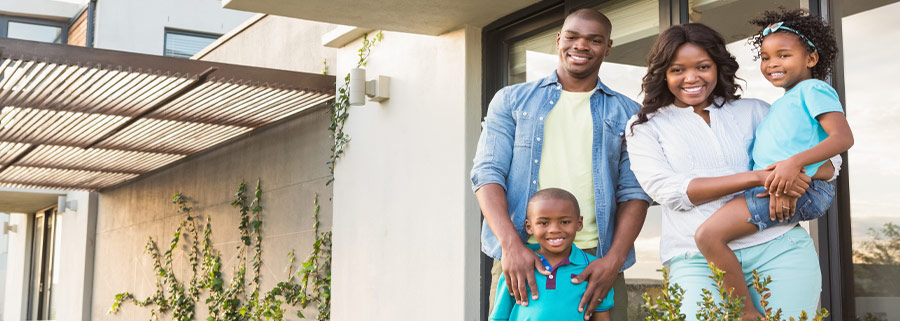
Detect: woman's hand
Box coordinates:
(764, 158, 804, 196)
(769, 193, 799, 222)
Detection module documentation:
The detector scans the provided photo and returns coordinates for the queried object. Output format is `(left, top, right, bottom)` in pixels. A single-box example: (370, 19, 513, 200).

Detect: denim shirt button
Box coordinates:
(536, 137, 541, 141)
(523, 111, 527, 116)
(549, 100, 554, 104)
(534, 159, 539, 163)
(539, 117, 544, 121)
(532, 180, 537, 184)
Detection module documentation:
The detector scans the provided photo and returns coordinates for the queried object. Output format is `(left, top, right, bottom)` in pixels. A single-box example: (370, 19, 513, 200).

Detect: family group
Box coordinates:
(471, 6, 853, 321)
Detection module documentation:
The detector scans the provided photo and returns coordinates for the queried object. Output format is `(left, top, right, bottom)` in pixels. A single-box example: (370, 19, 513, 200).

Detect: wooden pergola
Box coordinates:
(0, 38, 335, 190)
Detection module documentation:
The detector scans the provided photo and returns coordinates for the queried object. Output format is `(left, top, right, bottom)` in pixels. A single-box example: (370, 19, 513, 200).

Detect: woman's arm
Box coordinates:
(626, 118, 810, 209)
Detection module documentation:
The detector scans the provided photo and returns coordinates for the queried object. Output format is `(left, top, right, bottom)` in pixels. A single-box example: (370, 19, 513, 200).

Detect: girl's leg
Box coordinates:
(695, 197, 761, 319)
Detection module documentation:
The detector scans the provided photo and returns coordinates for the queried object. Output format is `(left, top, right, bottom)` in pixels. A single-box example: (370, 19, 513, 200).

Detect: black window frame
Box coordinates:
(480, 0, 854, 320)
(162, 28, 222, 59)
(0, 14, 68, 44)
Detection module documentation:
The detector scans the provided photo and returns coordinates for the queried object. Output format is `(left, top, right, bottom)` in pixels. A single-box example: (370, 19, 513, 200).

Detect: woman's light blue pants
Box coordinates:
(668, 226, 822, 320)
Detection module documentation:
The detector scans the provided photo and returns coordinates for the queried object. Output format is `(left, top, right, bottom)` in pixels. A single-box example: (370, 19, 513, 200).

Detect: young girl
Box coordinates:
(695, 9, 854, 320)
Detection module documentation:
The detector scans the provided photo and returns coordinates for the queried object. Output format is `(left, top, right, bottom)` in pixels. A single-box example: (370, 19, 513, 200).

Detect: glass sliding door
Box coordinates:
(841, 1, 900, 320)
(27, 207, 60, 321)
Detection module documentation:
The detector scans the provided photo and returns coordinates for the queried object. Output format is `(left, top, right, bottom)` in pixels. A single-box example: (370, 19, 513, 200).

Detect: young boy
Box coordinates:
(490, 188, 612, 321)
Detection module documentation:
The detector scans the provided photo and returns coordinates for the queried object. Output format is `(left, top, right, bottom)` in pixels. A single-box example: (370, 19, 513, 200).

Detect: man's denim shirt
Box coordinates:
(471, 72, 651, 271)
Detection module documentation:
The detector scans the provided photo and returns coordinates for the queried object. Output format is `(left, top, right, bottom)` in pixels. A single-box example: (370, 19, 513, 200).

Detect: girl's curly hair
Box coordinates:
(749, 8, 838, 80)
(631, 23, 741, 132)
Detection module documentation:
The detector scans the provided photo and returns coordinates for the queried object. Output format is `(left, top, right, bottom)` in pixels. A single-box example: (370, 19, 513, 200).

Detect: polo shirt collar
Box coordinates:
(526, 243, 590, 269)
(538, 71, 615, 97)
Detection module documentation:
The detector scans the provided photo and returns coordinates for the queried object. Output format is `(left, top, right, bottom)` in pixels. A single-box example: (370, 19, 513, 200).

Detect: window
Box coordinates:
(0, 16, 67, 44)
(164, 29, 220, 59)
(841, 1, 900, 319)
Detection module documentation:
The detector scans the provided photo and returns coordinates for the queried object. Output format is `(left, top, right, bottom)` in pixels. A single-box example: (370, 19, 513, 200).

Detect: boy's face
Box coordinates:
(525, 198, 583, 256)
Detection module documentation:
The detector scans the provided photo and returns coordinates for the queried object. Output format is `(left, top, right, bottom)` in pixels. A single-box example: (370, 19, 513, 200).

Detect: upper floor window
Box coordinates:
(0, 16, 66, 44)
(164, 29, 220, 58)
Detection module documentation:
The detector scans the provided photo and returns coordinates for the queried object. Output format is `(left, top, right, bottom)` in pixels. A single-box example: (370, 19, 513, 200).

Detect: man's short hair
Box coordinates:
(564, 8, 612, 36)
(527, 188, 581, 218)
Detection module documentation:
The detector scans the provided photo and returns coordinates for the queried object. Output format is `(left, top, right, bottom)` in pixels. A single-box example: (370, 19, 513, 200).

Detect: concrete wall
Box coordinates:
(194, 15, 337, 75)
(90, 107, 334, 320)
(0, 0, 84, 20)
(330, 26, 483, 320)
(2, 212, 30, 321)
(56, 191, 99, 321)
(93, 0, 253, 55)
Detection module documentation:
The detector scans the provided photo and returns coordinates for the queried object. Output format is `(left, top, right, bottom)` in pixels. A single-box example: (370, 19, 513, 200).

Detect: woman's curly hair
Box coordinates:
(630, 23, 741, 132)
(749, 8, 838, 80)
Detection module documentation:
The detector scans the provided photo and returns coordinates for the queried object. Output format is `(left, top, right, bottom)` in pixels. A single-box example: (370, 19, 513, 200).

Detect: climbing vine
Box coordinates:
(110, 181, 332, 321)
(327, 31, 384, 185)
(112, 32, 381, 321)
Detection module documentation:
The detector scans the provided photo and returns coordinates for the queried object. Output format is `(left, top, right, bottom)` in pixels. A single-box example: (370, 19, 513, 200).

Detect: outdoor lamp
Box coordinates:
(348, 68, 390, 106)
(2, 221, 16, 234)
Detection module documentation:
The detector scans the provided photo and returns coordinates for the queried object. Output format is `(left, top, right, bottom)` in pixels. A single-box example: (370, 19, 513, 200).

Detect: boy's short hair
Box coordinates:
(526, 188, 581, 218)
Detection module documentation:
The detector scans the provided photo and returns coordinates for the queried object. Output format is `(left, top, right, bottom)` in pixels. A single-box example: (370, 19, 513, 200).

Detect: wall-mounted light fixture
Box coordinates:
(349, 68, 390, 106)
(58, 195, 77, 213)
(2, 221, 16, 234)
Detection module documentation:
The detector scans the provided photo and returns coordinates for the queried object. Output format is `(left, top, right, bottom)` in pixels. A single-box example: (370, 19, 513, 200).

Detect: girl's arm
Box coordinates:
(766, 112, 854, 194)
(625, 119, 810, 209)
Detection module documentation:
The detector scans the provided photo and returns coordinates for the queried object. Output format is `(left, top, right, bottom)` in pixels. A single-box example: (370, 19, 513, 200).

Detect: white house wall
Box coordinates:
(2, 212, 30, 321)
(93, 0, 253, 55)
(194, 15, 337, 76)
(331, 27, 483, 320)
(0, 0, 84, 20)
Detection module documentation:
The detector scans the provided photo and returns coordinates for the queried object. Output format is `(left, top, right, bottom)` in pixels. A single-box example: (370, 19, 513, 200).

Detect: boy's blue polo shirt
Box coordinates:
(490, 244, 614, 320)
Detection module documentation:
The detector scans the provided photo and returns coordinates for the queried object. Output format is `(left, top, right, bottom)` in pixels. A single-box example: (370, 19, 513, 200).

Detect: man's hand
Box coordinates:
(501, 242, 550, 306)
(572, 255, 621, 320)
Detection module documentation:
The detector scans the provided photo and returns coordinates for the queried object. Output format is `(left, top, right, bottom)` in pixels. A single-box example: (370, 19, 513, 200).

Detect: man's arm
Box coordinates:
(476, 184, 547, 306)
(573, 199, 649, 319)
(471, 87, 547, 306)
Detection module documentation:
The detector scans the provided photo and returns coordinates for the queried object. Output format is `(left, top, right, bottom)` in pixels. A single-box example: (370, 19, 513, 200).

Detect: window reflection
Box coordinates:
(842, 1, 900, 320)
(7, 21, 63, 44)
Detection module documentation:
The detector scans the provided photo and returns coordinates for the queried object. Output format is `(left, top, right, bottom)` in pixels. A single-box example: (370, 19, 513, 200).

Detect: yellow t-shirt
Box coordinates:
(528, 89, 598, 250)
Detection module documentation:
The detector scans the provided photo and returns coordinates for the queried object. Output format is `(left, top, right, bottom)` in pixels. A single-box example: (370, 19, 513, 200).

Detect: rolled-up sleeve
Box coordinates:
(471, 87, 515, 193)
(625, 118, 698, 211)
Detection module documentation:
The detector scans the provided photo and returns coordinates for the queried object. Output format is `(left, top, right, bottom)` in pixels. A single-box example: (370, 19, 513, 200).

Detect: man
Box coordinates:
(471, 8, 651, 320)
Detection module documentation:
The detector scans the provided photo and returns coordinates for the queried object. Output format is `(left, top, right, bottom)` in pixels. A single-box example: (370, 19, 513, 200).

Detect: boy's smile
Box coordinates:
(525, 198, 583, 264)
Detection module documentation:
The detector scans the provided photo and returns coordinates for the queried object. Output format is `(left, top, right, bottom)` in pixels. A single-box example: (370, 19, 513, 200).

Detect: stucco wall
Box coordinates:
(91, 107, 334, 320)
(330, 26, 483, 320)
(194, 15, 337, 76)
(0, 0, 84, 20)
(93, 0, 253, 55)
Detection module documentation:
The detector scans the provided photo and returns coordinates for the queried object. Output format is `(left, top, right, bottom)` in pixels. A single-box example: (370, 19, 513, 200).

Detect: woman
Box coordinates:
(625, 23, 837, 319)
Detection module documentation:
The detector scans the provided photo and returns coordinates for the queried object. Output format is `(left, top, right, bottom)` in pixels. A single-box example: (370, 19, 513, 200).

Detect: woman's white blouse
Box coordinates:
(625, 98, 796, 264)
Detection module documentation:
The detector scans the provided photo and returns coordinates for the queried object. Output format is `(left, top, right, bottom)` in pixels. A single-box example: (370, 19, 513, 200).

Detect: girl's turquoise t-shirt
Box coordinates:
(751, 79, 844, 176)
